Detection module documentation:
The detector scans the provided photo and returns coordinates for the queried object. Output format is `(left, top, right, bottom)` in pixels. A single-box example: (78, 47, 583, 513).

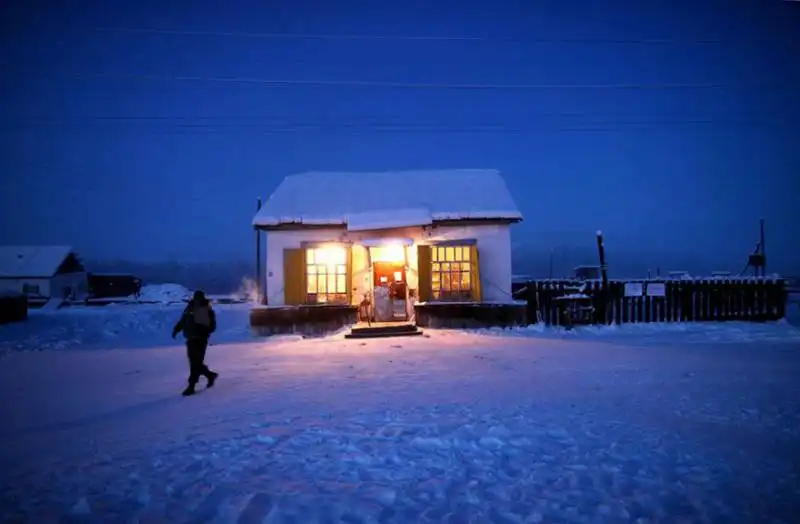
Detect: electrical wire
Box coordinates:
(82, 72, 794, 90)
(92, 27, 792, 46)
(98, 27, 715, 44)
(2, 121, 795, 134)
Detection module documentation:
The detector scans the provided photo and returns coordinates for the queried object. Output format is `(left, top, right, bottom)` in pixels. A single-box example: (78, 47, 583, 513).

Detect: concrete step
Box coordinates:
(345, 329, 423, 339)
(345, 323, 423, 339)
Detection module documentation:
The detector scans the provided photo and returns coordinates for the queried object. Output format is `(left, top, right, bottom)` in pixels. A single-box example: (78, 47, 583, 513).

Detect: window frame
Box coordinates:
(304, 245, 348, 305)
(430, 242, 475, 302)
(22, 283, 41, 296)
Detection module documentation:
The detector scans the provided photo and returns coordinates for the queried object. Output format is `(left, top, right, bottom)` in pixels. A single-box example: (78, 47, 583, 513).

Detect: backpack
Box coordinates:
(183, 304, 212, 338)
(193, 305, 211, 327)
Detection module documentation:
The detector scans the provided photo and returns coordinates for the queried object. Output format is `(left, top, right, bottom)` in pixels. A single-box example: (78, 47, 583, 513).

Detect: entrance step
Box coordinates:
(345, 322, 423, 339)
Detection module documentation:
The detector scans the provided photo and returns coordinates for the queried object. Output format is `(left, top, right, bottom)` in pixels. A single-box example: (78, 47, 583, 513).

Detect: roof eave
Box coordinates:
(254, 215, 522, 231)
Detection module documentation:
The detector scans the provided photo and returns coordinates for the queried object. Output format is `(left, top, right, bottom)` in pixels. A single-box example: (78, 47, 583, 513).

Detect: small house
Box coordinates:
(0, 245, 88, 300)
(251, 169, 525, 333)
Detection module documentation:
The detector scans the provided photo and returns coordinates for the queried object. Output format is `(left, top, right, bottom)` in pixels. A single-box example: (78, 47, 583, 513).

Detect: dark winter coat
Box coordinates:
(172, 296, 217, 341)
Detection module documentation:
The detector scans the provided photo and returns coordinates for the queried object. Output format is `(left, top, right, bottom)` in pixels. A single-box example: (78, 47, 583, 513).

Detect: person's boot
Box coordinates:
(182, 384, 196, 396)
(206, 371, 219, 388)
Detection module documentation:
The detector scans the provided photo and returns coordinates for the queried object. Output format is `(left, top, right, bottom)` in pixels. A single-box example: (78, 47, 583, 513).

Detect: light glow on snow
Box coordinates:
(0, 304, 799, 522)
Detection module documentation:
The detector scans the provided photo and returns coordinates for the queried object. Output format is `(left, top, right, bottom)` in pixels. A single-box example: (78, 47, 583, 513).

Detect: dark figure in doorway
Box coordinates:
(172, 290, 219, 396)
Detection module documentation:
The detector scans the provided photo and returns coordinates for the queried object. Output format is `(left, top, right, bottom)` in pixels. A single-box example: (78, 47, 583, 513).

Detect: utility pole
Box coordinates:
(760, 217, 766, 277)
(596, 231, 610, 324)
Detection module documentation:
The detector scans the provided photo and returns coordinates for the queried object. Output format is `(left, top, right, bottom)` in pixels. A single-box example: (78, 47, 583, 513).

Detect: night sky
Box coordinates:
(1, 0, 798, 275)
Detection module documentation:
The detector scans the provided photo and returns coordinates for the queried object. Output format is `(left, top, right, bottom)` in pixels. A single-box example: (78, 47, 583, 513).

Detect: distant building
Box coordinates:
(573, 265, 601, 280)
(253, 169, 523, 323)
(0, 245, 87, 299)
(87, 273, 143, 299)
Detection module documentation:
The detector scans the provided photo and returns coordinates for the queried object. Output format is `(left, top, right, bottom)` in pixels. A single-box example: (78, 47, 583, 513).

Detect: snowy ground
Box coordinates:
(1, 305, 799, 523)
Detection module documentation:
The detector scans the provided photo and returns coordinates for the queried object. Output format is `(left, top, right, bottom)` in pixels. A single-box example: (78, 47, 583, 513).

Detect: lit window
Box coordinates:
(431, 245, 472, 301)
(306, 246, 348, 304)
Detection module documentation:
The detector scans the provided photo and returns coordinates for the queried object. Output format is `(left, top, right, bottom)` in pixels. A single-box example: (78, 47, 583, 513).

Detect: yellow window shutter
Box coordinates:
(470, 245, 482, 302)
(417, 245, 432, 302)
(283, 248, 306, 305)
(345, 244, 353, 304)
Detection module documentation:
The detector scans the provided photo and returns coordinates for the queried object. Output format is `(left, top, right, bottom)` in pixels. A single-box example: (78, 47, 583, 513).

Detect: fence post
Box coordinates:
(776, 279, 787, 320)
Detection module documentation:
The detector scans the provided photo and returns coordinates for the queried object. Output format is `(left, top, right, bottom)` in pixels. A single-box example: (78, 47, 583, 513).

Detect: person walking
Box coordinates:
(172, 290, 219, 396)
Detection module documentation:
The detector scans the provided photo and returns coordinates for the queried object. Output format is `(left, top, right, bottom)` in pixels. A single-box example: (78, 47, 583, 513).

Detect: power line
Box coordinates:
(2, 119, 795, 134)
(8, 111, 795, 121)
(83, 72, 794, 90)
(93, 26, 737, 45)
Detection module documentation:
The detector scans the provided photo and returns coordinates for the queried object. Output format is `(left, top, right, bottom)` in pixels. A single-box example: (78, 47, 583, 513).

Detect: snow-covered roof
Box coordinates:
(253, 169, 523, 229)
(0, 245, 76, 278)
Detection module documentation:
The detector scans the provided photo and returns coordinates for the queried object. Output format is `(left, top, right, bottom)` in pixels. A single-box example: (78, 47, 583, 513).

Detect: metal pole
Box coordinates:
(255, 198, 262, 303)
(759, 217, 766, 277)
(596, 231, 609, 288)
(596, 231, 610, 324)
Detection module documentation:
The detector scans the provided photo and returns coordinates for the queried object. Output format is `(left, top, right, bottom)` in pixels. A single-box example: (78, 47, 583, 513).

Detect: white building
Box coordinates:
(0, 245, 88, 299)
(252, 169, 523, 323)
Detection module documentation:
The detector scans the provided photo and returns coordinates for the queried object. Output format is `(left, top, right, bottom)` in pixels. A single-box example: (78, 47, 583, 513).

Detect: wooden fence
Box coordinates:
(512, 278, 788, 327)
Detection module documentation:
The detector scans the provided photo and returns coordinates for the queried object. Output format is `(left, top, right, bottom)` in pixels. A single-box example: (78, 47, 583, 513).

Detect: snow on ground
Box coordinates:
(136, 283, 193, 303)
(0, 304, 254, 356)
(0, 308, 799, 523)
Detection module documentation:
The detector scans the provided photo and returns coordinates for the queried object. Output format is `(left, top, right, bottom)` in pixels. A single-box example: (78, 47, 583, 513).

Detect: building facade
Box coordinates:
(254, 170, 522, 323)
(0, 246, 87, 300)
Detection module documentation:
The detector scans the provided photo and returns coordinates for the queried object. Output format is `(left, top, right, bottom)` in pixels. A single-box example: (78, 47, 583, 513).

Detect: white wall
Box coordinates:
(51, 272, 88, 299)
(0, 278, 51, 297)
(350, 244, 370, 305)
(423, 223, 513, 302)
(265, 222, 515, 305)
(265, 228, 348, 306)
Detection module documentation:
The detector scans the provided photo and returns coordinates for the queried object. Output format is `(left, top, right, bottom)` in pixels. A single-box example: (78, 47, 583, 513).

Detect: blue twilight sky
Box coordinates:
(1, 0, 798, 274)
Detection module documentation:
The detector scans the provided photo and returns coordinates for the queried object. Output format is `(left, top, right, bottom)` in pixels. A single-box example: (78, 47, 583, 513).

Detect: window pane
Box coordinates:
(306, 249, 315, 265)
(442, 262, 450, 272)
(432, 262, 440, 272)
(336, 264, 346, 275)
(431, 247, 438, 262)
(328, 274, 337, 294)
(445, 246, 455, 261)
(333, 248, 346, 265)
(461, 271, 471, 289)
(318, 276, 327, 293)
(307, 265, 317, 275)
(449, 272, 458, 291)
(442, 278, 451, 291)
(450, 272, 461, 290)
(461, 262, 470, 272)
(336, 274, 346, 293)
(462, 246, 470, 261)
(307, 274, 317, 293)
